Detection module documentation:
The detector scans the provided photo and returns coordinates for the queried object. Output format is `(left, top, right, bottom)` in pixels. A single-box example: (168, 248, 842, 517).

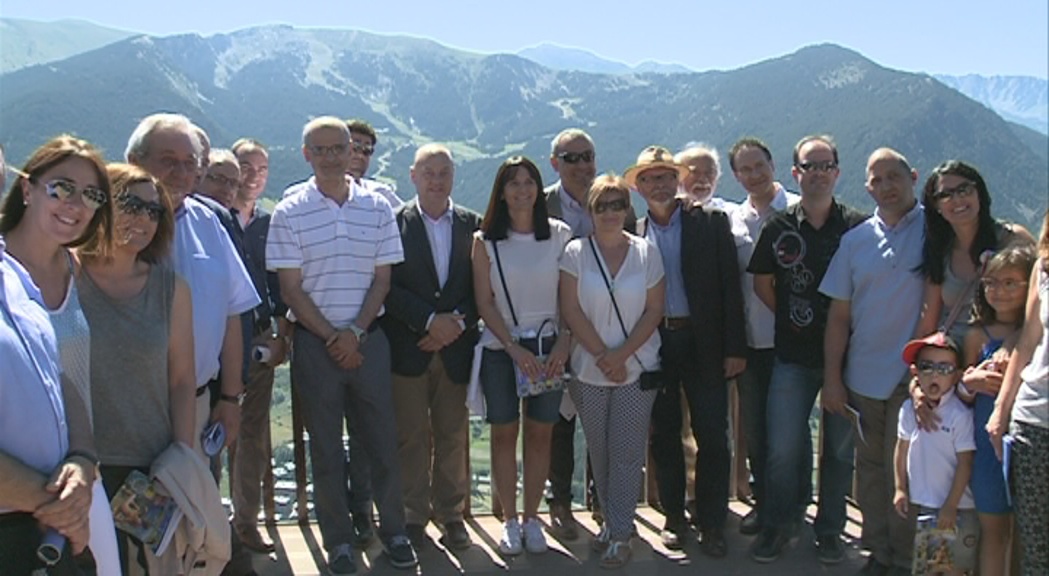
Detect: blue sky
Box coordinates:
(2, 0, 1047, 78)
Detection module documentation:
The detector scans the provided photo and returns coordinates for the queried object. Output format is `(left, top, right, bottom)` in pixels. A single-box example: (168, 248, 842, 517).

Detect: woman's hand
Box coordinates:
(962, 360, 1004, 396)
(507, 343, 543, 382)
(543, 335, 572, 380)
(596, 348, 628, 383)
(986, 404, 1010, 460)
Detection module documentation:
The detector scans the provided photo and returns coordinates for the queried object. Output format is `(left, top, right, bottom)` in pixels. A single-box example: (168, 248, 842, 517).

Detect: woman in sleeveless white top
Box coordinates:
(0, 136, 120, 573)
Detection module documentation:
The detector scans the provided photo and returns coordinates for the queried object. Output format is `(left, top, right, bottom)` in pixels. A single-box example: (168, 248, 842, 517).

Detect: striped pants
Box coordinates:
(570, 379, 657, 541)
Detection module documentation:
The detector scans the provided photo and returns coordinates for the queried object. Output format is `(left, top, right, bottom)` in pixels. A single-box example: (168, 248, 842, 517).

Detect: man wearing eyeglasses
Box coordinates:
(346, 119, 403, 209)
(199, 149, 242, 209)
(268, 116, 417, 574)
(818, 148, 924, 575)
(628, 146, 746, 558)
(747, 135, 866, 565)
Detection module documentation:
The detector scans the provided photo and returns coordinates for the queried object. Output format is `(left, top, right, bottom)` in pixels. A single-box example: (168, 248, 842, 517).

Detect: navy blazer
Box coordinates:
(381, 200, 482, 384)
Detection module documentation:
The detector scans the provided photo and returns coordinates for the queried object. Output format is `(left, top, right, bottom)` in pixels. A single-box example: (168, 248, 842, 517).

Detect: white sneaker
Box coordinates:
(499, 518, 523, 556)
(521, 517, 548, 554)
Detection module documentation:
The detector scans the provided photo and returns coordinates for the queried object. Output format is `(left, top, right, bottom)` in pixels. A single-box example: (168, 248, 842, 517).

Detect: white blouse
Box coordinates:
(560, 234, 664, 386)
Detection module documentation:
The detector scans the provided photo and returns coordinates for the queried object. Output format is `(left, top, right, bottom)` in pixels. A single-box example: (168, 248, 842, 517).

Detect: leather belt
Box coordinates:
(661, 316, 691, 330)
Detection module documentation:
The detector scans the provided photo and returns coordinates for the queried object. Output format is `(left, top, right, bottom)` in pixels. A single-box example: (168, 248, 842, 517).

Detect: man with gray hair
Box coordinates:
(675, 144, 735, 212)
(268, 116, 416, 574)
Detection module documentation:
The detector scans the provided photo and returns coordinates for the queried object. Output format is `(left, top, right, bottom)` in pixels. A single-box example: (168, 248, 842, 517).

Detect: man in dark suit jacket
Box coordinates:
(382, 144, 481, 551)
(626, 146, 746, 558)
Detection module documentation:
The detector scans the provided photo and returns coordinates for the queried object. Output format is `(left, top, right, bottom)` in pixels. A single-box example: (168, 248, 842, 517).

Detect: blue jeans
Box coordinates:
(763, 359, 854, 537)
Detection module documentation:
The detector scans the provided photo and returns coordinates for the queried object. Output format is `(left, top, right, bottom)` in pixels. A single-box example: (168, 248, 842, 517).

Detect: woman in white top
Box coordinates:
(559, 174, 665, 568)
(0, 135, 120, 574)
(472, 156, 574, 556)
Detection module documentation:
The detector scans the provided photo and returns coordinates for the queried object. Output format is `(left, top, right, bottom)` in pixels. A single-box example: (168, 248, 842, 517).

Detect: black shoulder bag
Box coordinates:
(587, 237, 664, 390)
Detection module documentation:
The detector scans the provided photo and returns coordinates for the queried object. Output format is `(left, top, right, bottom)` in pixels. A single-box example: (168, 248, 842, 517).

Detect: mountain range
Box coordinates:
(0, 21, 1045, 227)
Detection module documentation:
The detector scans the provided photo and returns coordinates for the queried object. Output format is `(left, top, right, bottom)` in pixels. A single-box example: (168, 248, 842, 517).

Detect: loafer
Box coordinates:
(237, 526, 275, 553)
(739, 508, 761, 536)
(383, 535, 418, 569)
(328, 543, 357, 575)
(750, 528, 787, 563)
(660, 518, 688, 550)
(815, 534, 845, 565)
(699, 526, 727, 558)
(440, 521, 472, 551)
(548, 501, 579, 541)
(351, 513, 375, 549)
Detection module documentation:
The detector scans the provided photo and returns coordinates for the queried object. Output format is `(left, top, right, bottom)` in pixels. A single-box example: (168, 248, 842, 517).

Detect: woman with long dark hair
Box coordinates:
(471, 156, 573, 556)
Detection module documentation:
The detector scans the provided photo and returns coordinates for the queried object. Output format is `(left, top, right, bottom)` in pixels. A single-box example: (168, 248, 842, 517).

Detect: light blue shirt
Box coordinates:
(819, 201, 925, 399)
(172, 197, 260, 387)
(557, 183, 594, 237)
(0, 237, 68, 509)
(645, 206, 689, 317)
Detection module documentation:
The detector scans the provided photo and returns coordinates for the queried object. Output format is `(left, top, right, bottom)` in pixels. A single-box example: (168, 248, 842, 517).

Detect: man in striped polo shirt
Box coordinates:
(267, 116, 417, 574)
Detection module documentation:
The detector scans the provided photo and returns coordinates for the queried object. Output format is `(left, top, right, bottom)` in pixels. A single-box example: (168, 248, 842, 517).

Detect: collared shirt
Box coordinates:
(234, 204, 286, 330)
(644, 205, 689, 317)
(820, 202, 925, 399)
(0, 237, 68, 504)
(898, 393, 975, 509)
(173, 197, 260, 387)
(557, 183, 593, 237)
(730, 184, 800, 348)
(747, 199, 868, 367)
(419, 198, 454, 288)
(268, 177, 404, 329)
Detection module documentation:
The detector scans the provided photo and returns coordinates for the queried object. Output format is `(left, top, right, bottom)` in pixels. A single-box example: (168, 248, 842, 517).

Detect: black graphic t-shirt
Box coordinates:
(747, 200, 867, 368)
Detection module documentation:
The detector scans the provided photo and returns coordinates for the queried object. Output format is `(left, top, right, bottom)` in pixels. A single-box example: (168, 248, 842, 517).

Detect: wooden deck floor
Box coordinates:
(245, 500, 870, 575)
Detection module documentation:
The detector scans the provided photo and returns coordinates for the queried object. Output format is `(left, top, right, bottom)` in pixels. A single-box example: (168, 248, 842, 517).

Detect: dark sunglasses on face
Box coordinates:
(350, 141, 375, 156)
(796, 160, 838, 173)
(556, 150, 595, 164)
(116, 193, 166, 222)
(932, 182, 976, 203)
(593, 198, 629, 214)
(44, 179, 108, 211)
(916, 360, 957, 377)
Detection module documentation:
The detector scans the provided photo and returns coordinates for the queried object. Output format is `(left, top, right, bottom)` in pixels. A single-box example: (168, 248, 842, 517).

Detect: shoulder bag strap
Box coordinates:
(491, 239, 519, 328)
(587, 237, 649, 371)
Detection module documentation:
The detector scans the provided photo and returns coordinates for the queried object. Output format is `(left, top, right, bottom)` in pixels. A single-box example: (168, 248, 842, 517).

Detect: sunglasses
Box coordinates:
(933, 182, 976, 203)
(116, 193, 166, 222)
(556, 150, 595, 164)
(594, 198, 629, 214)
(350, 141, 375, 156)
(44, 179, 108, 211)
(309, 143, 348, 158)
(916, 360, 957, 377)
(796, 161, 838, 173)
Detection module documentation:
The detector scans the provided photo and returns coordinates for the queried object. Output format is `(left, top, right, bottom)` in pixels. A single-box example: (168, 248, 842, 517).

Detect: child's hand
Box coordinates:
(937, 506, 957, 530)
(963, 365, 1004, 395)
(893, 490, 909, 519)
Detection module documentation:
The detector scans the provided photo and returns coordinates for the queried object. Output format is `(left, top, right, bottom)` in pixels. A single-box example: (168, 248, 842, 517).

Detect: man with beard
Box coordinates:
(675, 144, 735, 212)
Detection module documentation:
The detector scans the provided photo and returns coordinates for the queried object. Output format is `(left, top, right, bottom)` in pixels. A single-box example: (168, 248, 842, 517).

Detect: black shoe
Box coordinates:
(384, 535, 418, 569)
(328, 543, 358, 575)
(351, 513, 376, 549)
(815, 534, 845, 565)
(660, 518, 688, 551)
(739, 508, 761, 536)
(699, 527, 727, 558)
(440, 521, 472, 551)
(404, 523, 428, 547)
(750, 528, 787, 563)
(548, 501, 579, 541)
(857, 556, 891, 576)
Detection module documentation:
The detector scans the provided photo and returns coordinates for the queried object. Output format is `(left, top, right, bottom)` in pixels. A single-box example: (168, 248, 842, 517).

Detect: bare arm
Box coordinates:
(168, 277, 197, 447)
(606, 277, 665, 362)
(354, 264, 391, 331)
(210, 314, 244, 446)
(278, 267, 337, 341)
(915, 279, 943, 338)
(0, 452, 51, 512)
(822, 298, 851, 416)
(753, 273, 775, 313)
(937, 451, 974, 529)
(558, 270, 606, 357)
(893, 437, 910, 518)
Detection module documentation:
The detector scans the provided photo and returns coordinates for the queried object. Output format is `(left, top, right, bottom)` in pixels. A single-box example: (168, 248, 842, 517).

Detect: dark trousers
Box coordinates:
(737, 347, 774, 519)
(548, 414, 577, 505)
(0, 513, 84, 576)
(649, 327, 730, 530)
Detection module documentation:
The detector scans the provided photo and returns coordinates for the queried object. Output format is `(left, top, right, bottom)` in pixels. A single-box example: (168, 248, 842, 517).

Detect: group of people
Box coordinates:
(0, 115, 1046, 576)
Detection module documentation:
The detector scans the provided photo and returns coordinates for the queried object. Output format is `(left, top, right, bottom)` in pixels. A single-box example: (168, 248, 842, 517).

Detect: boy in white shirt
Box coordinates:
(894, 333, 978, 575)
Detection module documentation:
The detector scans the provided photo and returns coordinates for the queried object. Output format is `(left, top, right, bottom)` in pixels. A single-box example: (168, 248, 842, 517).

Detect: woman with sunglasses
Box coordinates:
(471, 156, 574, 556)
(76, 163, 196, 573)
(0, 135, 120, 574)
(559, 174, 664, 568)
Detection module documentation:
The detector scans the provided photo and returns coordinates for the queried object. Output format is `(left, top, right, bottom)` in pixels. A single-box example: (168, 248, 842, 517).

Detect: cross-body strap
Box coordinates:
(587, 236, 649, 371)
(490, 239, 519, 328)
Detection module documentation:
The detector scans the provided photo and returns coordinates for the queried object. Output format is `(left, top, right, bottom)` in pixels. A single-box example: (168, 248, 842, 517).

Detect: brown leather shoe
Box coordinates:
(548, 501, 579, 541)
(238, 527, 275, 553)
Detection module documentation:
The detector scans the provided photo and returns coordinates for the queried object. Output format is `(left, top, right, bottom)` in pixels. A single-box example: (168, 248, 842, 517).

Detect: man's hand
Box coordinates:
(724, 356, 746, 379)
(210, 401, 241, 448)
(34, 461, 93, 552)
(427, 313, 465, 347)
(893, 489, 909, 519)
(417, 335, 442, 352)
(328, 331, 364, 370)
(910, 377, 942, 432)
(821, 376, 849, 417)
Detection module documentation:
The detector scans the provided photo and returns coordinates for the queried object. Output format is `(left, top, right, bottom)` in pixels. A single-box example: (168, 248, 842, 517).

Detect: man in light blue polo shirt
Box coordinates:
(819, 147, 925, 576)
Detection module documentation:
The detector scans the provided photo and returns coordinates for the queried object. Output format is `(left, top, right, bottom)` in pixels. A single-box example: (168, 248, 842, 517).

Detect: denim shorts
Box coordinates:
(480, 348, 562, 425)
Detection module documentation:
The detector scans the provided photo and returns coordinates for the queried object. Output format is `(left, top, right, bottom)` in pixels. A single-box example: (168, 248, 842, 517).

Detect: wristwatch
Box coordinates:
(348, 323, 368, 344)
(220, 391, 246, 406)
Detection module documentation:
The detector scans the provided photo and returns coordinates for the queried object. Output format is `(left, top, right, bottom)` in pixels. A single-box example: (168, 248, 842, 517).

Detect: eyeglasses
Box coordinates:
(309, 143, 348, 158)
(916, 360, 958, 377)
(933, 182, 976, 203)
(594, 198, 629, 214)
(116, 193, 166, 222)
(796, 161, 838, 173)
(349, 141, 375, 156)
(44, 179, 108, 211)
(555, 150, 595, 164)
(204, 172, 239, 189)
(154, 155, 200, 174)
(637, 171, 678, 185)
(981, 277, 1028, 293)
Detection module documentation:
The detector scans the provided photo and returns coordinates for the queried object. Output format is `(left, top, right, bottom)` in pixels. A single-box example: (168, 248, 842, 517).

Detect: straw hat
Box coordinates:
(623, 145, 689, 188)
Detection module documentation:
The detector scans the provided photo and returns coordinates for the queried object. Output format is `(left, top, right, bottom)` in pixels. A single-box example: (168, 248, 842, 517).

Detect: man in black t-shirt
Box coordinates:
(746, 135, 867, 566)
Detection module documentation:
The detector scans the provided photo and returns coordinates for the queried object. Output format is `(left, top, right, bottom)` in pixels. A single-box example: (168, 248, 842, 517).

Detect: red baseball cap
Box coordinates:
(902, 332, 961, 365)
